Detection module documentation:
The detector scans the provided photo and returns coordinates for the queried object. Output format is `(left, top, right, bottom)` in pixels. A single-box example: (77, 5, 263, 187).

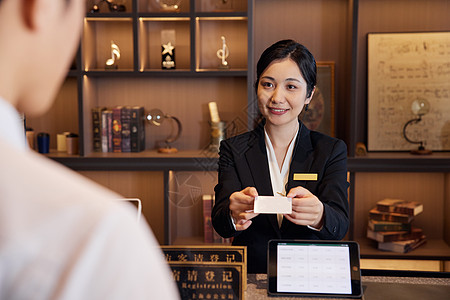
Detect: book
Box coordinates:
(92, 107, 106, 152)
(368, 219, 411, 232)
(112, 106, 123, 152)
(121, 106, 131, 152)
(101, 110, 113, 152)
(367, 227, 423, 243)
(376, 198, 423, 216)
(202, 194, 214, 243)
(130, 106, 145, 152)
(369, 208, 414, 224)
(378, 235, 427, 253)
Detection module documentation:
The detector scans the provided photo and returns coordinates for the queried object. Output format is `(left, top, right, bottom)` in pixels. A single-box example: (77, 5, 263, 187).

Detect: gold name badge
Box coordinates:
(293, 173, 318, 181)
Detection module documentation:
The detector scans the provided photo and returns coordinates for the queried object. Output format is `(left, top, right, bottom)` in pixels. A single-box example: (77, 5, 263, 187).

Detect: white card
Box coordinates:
(254, 196, 292, 214)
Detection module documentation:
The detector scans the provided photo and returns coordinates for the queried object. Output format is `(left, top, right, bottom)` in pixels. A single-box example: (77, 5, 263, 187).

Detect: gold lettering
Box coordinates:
(194, 254, 204, 262)
(188, 270, 198, 282)
(172, 270, 181, 282)
(178, 253, 188, 261)
(210, 254, 219, 262)
(222, 271, 233, 282)
(205, 270, 216, 282)
(226, 254, 235, 263)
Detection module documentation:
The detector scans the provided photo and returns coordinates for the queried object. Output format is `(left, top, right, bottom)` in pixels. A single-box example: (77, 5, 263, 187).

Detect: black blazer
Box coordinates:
(212, 121, 349, 274)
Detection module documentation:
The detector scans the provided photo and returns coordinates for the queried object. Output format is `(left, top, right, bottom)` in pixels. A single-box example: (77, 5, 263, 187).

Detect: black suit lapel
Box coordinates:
(286, 122, 314, 192)
(244, 126, 280, 234)
(245, 126, 273, 196)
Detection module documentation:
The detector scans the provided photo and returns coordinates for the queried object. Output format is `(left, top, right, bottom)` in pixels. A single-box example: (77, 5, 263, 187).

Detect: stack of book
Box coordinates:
(367, 198, 426, 253)
(202, 194, 233, 244)
(92, 106, 146, 153)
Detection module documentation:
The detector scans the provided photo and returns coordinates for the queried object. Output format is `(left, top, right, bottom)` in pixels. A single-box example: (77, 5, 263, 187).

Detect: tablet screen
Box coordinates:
(268, 240, 362, 298)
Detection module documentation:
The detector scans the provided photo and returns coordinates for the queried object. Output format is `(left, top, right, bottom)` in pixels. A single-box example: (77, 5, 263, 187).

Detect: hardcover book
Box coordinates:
(378, 235, 427, 253)
(367, 227, 423, 243)
(112, 106, 123, 152)
(121, 106, 131, 152)
(130, 106, 145, 152)
(101, 110, 113, 152)
(202, 194, 214, 243)
(92, 107, 106, 152)
(376, 198, 423, 216)
(368, 219, 411, 232)
(369, 208, 414, 224)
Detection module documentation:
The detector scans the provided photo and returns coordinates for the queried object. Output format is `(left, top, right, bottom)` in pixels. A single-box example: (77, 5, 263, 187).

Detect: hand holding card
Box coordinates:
(254, 196, 292, 214)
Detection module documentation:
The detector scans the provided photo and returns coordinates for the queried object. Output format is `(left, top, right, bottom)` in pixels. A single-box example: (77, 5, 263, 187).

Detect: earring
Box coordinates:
(305, 104, 309, 111)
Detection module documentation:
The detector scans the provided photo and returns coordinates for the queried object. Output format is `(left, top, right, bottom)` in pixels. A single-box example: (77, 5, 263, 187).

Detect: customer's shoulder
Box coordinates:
(0, 140, 120, 207)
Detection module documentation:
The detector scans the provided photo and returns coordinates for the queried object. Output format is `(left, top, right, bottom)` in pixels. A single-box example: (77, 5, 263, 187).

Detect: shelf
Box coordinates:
(195, 17, 248, 70)
(194, 0, 247, 13)
(83, 18, 134, 71)
(357, 238, 450, 261)
(86, 0, 133, 15)
(86, 13, 134, 18)
(139, 0, 191, 14)
(348, 152, 450, 172)
(50, 151, 450, 173)
(82, 69, 247, 77)
(48, 150, 219, 171)
(139, 17, 191, 70)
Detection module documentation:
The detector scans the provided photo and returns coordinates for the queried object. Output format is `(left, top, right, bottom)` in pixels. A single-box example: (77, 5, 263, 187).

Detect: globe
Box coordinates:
(411, 98, 430, 115)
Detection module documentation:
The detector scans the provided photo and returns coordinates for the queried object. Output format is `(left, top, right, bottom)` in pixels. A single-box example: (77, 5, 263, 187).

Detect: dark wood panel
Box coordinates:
(353, 0, 450, 151)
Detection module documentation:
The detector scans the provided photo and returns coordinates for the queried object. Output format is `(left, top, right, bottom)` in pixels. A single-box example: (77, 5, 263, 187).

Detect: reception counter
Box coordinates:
(245, 270, 450, 300)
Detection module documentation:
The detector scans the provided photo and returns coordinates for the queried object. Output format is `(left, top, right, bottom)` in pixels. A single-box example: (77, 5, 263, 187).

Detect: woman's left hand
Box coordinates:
(284, 186, 324, 229)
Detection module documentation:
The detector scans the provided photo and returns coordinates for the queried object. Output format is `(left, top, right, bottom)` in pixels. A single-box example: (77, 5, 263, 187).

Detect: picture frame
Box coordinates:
(367, 31, 450, 151)
(300, 61, 335, 137)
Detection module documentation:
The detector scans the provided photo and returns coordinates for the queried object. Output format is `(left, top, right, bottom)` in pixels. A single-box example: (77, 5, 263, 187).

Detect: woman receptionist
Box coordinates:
(212, 40, 349, 274)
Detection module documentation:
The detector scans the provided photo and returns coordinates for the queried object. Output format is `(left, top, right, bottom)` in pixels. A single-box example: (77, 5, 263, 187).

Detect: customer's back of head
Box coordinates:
(0, 1, 179, 299)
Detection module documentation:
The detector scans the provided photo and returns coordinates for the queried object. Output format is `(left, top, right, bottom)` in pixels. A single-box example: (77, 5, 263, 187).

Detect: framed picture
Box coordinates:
(367, 31, 450, 151)
(300, 61, 335, 137)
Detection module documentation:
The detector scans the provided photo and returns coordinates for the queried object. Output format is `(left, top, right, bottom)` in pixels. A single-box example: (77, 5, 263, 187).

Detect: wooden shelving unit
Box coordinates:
(26, 0, 449, 269)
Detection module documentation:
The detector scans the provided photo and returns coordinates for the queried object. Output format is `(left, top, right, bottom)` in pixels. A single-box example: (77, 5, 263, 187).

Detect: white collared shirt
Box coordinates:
(264, 127, 298, 226)
(0, 96, 180, 299)
(0, 96, 27, 151)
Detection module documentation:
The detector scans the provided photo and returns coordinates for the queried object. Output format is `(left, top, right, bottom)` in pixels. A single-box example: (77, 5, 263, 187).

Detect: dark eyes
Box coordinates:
(261, 82, 273, 88)
(260, 81, 298, 90)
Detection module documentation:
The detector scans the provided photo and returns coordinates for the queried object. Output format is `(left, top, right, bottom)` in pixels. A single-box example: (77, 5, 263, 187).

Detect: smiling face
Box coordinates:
(257, 58, 314, 130)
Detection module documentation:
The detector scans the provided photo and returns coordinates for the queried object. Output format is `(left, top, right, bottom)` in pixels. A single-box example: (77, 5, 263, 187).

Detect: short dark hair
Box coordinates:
(255, 39, 317, 98)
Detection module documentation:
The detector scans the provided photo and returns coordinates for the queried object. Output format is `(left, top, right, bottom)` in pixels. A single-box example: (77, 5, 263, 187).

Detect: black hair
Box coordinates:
(255, 39, 317, 98)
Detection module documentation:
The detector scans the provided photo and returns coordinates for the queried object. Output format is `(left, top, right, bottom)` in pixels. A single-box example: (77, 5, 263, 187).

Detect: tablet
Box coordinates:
(267, 240, 362, 298)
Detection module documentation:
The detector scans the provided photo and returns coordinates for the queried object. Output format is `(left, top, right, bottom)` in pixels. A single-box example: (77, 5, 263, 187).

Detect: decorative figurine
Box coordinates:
(91, 0, 126, 13)
(216, 36, 229, 69)
(161, 29, 176, 69)
(156, 0, 182, 12)
(105, 40, 121, 69)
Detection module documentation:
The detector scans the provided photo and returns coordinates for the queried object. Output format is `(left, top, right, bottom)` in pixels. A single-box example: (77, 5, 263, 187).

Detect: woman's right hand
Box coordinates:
(229, 187, 259, 231)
